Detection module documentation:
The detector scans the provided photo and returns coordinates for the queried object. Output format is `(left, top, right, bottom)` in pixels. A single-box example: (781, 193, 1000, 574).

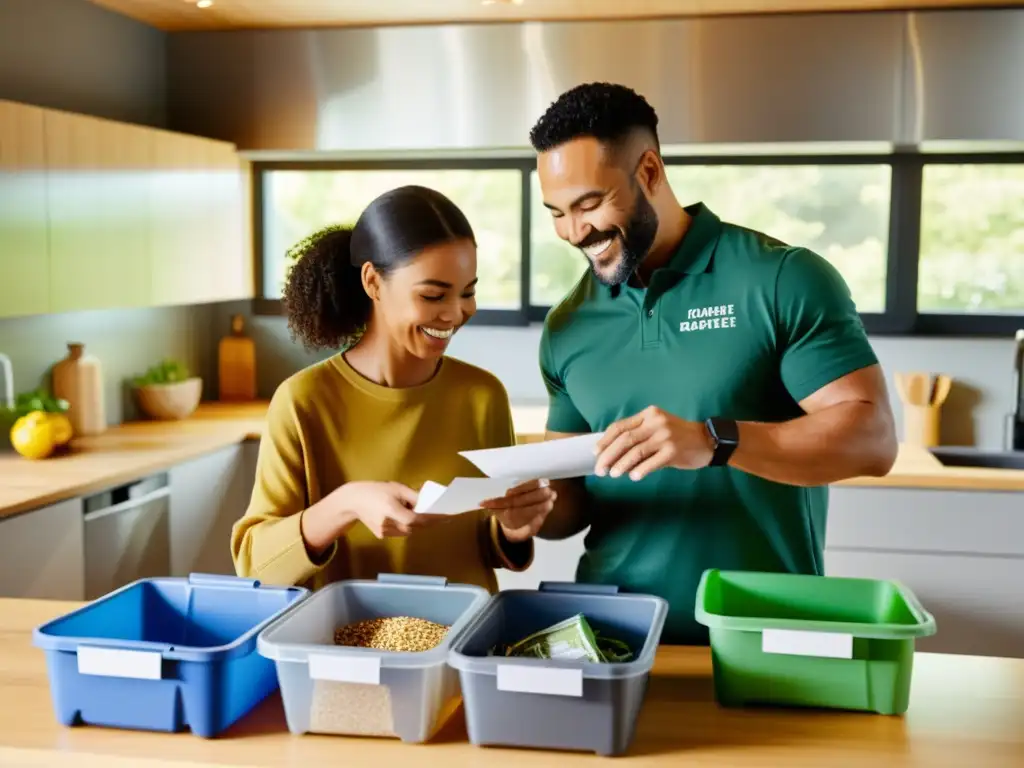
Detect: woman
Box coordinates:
(231, 185, 554, 593)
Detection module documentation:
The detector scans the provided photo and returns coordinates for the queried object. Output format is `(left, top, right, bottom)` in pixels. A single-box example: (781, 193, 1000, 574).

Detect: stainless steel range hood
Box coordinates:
(166, 9, 1024, 154)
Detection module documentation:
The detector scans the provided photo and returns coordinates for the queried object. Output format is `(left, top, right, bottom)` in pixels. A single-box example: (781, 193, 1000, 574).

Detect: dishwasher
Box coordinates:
(82, 473, 171, 601)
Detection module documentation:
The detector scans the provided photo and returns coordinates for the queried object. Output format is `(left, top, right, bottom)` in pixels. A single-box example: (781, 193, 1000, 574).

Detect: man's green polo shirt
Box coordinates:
(539, 202, 879, 645)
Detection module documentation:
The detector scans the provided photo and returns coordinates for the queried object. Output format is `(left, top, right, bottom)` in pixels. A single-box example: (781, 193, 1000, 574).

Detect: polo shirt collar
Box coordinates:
(666, 202, 722, 275)
(597, 202, 722, 301)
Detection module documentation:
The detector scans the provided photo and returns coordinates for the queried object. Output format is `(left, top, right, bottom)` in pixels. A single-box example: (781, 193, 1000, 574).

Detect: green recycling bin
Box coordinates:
(694, 569, 937, 716)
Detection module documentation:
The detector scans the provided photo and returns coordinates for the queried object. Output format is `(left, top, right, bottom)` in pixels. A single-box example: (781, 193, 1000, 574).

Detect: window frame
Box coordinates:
(251, 150, 1024, 337)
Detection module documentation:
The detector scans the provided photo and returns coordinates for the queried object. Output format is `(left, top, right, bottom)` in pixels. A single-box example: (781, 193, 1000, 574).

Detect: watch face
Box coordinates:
(713, 418, 739, 444)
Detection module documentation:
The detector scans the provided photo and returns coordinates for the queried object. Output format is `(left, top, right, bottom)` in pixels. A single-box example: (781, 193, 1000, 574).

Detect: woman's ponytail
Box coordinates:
(281, 225, 372, 351)
(282, 186, 476, 352)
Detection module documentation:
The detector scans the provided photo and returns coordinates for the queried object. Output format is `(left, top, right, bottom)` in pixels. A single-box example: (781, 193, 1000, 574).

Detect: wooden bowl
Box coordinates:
(136, 377, 203, 421)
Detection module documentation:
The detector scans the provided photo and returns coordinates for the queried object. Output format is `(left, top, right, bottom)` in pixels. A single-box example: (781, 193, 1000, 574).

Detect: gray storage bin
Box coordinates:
(447, 582, 668, 756)
(256, 573, 489, 742)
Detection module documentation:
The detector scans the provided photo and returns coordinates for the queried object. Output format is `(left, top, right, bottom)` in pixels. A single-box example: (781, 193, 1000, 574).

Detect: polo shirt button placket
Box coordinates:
(641, 299, 661, 349)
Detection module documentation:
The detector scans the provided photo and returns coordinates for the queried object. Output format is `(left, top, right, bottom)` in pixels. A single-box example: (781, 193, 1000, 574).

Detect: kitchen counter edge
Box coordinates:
(2, 401, 1022, 520)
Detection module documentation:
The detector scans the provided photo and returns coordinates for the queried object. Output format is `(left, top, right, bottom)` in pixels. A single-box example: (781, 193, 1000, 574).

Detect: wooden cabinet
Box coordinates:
(168, 441, 259, 578)
(45, 110, 153, 313)
(150, 130, 252, 307)
(0, 99, 254, 318)
(0, 498, 85, 601)
(0, 101, 50, 319)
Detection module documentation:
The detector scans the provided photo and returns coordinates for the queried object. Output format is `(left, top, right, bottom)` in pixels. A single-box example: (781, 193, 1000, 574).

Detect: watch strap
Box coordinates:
(705, 417, 739, 467)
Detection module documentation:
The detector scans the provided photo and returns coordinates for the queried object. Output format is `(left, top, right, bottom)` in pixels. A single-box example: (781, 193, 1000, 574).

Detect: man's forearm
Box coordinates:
(730, 402, 897, 487)
(537, 478, 590, 540)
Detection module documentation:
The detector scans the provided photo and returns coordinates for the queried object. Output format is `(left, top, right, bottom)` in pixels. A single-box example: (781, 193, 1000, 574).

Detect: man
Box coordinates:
(528, 82, 898, 645)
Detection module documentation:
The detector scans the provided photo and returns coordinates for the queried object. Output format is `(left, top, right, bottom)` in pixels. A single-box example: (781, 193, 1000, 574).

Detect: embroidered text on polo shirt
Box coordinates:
(679, 304, 737, 332)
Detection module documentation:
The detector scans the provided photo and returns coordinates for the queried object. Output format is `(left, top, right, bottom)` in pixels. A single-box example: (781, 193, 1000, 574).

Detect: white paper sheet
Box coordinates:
(459, 432, 604, 481)
(414, 477, 521, 516)
(413, 432, 604, 516)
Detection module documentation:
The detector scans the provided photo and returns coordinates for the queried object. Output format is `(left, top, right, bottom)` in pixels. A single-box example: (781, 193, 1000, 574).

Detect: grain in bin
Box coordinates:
(256, 574, 489, 742)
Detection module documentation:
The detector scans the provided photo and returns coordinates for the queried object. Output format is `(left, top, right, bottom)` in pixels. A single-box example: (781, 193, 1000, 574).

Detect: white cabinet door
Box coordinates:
(825, 549, 1024, 659)
(0, 498, 85, 600)
(169, 442, 258, 577)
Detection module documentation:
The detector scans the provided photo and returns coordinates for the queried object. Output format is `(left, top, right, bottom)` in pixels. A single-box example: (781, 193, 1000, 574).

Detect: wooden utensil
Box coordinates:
(894, 372, 934, 406)
(895, 371, 946, 447)
(930, 375, 952, 406)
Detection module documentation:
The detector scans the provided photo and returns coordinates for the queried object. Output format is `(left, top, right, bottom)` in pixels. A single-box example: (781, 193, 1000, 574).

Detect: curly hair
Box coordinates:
(282, 225, 365, 351)
(280, 185, 475, 352)
(529, 82, 660, 155)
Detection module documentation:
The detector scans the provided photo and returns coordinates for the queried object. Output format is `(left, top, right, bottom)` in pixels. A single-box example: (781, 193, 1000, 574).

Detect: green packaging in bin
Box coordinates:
(694, 569, 936, 716)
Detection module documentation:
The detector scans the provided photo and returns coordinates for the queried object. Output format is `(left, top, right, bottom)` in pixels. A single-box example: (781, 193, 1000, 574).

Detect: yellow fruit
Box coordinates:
(10, 411, 58, 460)
(47, 412, 74, 446)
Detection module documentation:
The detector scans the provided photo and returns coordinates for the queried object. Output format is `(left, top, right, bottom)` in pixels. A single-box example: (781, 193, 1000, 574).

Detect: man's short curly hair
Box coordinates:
(529, 82, 660, 154)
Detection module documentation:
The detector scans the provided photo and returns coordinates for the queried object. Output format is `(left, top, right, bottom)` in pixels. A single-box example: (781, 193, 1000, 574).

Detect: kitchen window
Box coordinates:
(528, 160, 891, 315)
(253, 153, 1024, 337)
(663, 164, 892, 314)
(917, 163, 1024, 314)
(260, 166, 523, 313)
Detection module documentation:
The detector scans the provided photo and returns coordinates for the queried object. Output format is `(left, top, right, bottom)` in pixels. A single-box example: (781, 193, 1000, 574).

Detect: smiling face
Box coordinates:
(363, 238, 478, 360)
(537, 136, 660, 287)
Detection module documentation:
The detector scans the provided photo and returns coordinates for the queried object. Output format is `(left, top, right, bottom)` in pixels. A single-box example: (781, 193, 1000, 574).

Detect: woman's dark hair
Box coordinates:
(282, 185, 476, 351)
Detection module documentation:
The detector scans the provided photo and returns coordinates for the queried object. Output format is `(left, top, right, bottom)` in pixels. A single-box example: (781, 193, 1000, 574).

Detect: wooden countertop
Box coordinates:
(2, 401, 1023, 521)
(1, 598, 1021, 768)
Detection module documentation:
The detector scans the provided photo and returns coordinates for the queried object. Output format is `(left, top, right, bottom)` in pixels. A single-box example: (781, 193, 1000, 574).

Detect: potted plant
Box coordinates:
(131, 359, 203, 421)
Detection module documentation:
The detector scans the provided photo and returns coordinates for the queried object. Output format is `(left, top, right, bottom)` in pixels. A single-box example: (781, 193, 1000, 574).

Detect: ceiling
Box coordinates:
(86, 0, 1024, 31)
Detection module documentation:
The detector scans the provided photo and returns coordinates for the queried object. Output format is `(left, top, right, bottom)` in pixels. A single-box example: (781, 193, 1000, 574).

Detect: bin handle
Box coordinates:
(188, 573, 261, 589)
(376, 573, 448, 587)
(539, 582, 620, 595)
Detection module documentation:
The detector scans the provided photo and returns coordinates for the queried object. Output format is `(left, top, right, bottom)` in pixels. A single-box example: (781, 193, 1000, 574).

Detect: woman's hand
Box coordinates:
(480, 479, 557, 543)
(337, 481, 425, 539)
(303, 481, 423, 556)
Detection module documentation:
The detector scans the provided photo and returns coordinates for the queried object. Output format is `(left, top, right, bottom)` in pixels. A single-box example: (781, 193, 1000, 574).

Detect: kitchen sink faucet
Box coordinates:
(0, 353, 12, 410)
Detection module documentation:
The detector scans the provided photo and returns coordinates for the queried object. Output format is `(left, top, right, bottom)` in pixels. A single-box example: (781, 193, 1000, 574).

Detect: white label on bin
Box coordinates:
(308, 653, 381, 685)
(77, 647, 163, 680)
(496, 665, 583, 697)
(762, 629, 854, 659)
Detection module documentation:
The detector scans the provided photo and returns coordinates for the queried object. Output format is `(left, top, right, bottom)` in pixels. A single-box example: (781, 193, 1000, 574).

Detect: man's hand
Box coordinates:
(592, 366, 898, 488)
(594, 406, 713, 481)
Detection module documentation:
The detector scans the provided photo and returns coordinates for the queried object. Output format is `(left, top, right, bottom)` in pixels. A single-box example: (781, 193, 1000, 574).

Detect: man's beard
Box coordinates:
(579, 190, 659, 287)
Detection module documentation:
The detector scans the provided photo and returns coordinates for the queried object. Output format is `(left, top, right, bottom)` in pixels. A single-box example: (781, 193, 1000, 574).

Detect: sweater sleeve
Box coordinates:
(230, 381, 338, 586)
(478, 384, 535, 573)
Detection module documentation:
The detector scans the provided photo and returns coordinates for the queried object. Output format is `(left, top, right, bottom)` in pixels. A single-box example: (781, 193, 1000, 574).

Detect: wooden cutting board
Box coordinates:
(218, 314, 256, 401)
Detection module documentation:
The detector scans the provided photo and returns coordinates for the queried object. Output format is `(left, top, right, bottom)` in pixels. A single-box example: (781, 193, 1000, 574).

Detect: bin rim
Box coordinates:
(31, 573, 309, 663)
(256, 574, 492, 669)
(692, 569, 937, 639)
(446, 583, 669, 680)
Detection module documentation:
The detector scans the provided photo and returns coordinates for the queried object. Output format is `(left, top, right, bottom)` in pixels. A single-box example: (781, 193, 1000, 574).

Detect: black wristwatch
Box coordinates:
(704, 417, 739, 467)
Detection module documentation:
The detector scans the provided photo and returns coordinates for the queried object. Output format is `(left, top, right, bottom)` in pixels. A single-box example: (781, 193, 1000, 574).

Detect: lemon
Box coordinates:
(46, 412, 74, 446)
(10, 411, 58, 460)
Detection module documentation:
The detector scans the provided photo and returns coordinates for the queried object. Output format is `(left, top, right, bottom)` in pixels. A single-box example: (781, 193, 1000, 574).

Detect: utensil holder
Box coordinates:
(903, 404, 940, 447)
